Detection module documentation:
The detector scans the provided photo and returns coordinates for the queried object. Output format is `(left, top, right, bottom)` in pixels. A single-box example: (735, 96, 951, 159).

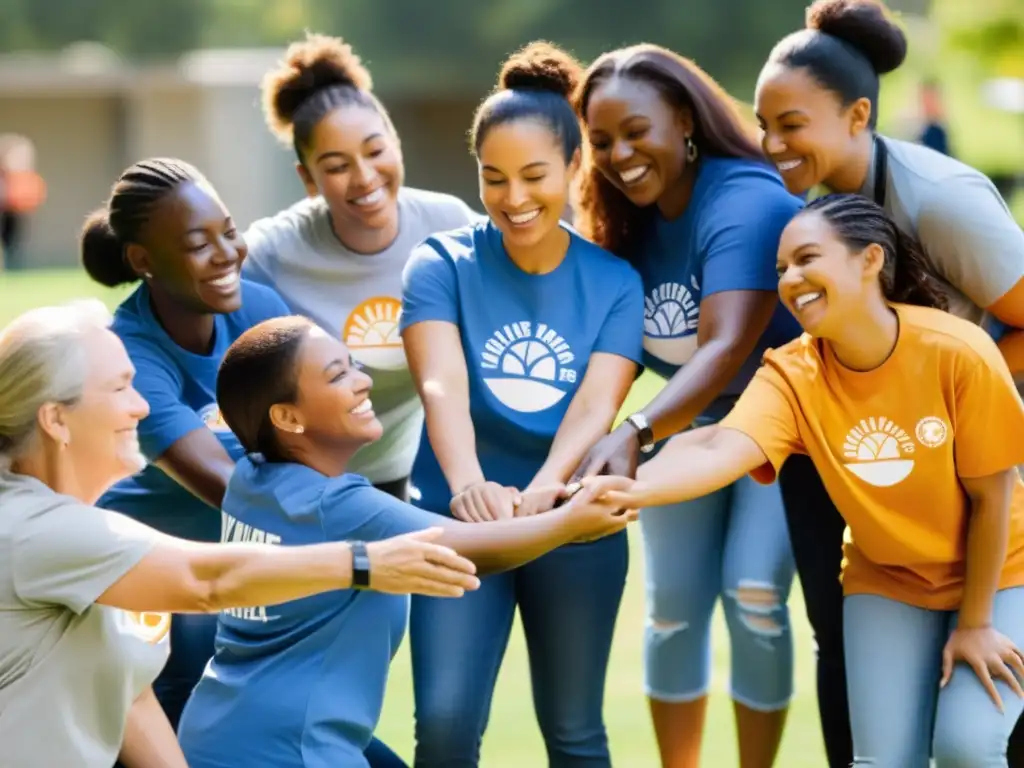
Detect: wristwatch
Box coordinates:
(350, 541, 371, 590)
(625, 413, 656, 454)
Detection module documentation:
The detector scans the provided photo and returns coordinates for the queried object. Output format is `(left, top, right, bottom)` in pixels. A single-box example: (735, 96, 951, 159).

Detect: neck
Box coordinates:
(148, 288, 215, 356)
(281, 439, 360, 479)
(332, 214, 399, 256)
(824, 132, 875, 194)
(656, 160, 698, 221)
(11, 449, 107, 505)
(826, 298, 899, 371)
(504, 225, 570, 275)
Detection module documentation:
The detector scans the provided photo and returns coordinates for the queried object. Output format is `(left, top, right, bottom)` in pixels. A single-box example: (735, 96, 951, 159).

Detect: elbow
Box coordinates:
(180, 563, 222, 614)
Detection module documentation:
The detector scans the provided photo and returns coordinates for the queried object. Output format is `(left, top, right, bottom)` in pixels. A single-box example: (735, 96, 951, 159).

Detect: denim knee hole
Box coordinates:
(725, 580, 785, 651)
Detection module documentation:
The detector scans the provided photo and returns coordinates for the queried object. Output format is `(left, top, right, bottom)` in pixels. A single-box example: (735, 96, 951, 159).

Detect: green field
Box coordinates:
(0, 270, 827, 766)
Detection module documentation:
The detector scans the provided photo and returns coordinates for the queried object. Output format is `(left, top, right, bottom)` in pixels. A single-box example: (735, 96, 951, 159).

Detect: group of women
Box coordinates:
(1, 0, 1024, 766)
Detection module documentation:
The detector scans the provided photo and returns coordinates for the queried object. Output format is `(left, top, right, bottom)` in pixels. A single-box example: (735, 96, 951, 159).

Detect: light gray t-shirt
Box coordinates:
(0, 471, 169, 767)
(859, 136, 1024, 325)
(243, 186, 480, 484)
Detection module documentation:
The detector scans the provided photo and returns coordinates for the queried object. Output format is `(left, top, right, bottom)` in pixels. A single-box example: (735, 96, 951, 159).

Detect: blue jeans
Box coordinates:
(640, 471, 795, 709)
(409, 531, 628, 767)
(845, 588, 1024, 767)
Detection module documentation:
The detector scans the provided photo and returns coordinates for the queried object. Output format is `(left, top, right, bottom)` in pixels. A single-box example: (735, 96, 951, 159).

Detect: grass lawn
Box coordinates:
(0, 270, 828, 766)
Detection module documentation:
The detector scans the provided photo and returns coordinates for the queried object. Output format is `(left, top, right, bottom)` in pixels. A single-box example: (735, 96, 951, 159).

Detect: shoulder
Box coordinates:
(244, 197, 328, 251)
(399, 187, 481, 234)
(570, 230, 640, 283)
(322, 472, 375, 502)
(761, 334, 824, 383)
(234, 279, 291, 322)
(410, 221, 482, 268)
(898, 304, 1006, 369)
(882, 136, 982, 188)
(696, 157, 803, 224)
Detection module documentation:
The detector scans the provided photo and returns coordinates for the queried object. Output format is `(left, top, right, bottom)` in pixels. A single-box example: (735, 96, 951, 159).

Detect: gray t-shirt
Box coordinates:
(243, 186, 480, 484)
(859, 136, 1024, 325)
(0, 471, 168, 767)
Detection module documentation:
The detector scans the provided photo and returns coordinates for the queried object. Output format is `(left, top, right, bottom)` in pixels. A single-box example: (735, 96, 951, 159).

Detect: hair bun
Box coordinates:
(806, 0, 907, 75)
(498, 41, 581, 98)
(262, 32, 373, 142)
(80, 207, 138, 288)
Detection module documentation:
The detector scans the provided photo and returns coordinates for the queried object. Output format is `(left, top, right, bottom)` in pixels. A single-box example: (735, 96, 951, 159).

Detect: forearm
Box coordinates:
(531, 400, 620, 488)
(437, 509, 575, 575)
(189, 540, 353, 612)
(118, 688, 187, 768)
(959, 495, 1010, 628)
(632, 339, 746, 441)
(422, 397, 486, 493)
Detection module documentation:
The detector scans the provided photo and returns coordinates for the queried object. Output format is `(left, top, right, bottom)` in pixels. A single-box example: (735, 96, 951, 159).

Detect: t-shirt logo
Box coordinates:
(842, 417, 916, 487)
(199, 403, 230, 433)
(481, 320, 576, 413)
(343, 296, 407, 371)
(915, 416, 948, 449)
(119, 610, 172, 645)
(643, 277, 701, 365)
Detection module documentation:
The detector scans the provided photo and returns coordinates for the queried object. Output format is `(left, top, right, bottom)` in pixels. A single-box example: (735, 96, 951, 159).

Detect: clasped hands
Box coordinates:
(449, 475, 645, 523)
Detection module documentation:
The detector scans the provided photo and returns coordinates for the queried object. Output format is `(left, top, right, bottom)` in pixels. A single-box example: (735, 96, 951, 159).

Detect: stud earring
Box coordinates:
(143, 272, 153, 279)
(685, 136, 699, 163)
(294, 426, 305, 434)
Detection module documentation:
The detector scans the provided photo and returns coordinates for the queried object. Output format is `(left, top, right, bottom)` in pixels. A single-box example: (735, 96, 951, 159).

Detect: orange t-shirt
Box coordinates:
(720, 303, 1024, 610)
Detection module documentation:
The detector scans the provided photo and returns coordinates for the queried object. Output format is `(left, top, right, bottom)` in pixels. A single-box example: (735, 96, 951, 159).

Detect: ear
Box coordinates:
(676, 104, 695, 139)
(860, 242, 886, 283)
(37, 402, 70, 447)
(848, 97, 872, 137)
(296, 163, 318, 199)
(567, 147, 582, 180)
(268, 402, 306, 436)
(123, 243, 152, 281)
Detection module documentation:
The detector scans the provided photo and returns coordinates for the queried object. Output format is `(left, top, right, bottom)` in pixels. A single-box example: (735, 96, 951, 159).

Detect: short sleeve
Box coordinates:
(916, 183, 1024, 311)
(700, 183, 802, 298)
(719, 362, 805, 483)
(952, 343, 1024, 478)
(13, 503, 160, 613)
(400, 240, 460, 329)
(593, 266, 645, 363)
(126, 340, 205, 460)
(321, 479, 447, 542)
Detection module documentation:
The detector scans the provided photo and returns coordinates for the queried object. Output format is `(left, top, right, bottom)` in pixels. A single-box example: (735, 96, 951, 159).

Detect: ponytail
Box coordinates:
(888, 225, 948, 311)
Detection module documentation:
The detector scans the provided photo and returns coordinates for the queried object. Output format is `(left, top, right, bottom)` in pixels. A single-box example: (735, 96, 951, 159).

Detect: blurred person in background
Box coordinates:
(570, 41, 803, 768)
(174, 315, 638, 768)
(401, 43, 644, 767)
(0, 299, 482, 768)
(243, 32, 479, 506)
(753, 0, 1024, 764)
(918, 79, 953, 157)
(0, 134, 47, 270)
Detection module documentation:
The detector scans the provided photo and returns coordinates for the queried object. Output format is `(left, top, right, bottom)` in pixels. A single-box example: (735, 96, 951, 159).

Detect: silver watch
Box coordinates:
(625, 412, 655, 454)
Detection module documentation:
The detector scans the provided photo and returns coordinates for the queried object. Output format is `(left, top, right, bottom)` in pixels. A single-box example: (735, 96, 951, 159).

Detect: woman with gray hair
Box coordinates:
(0, 299, 481, 768)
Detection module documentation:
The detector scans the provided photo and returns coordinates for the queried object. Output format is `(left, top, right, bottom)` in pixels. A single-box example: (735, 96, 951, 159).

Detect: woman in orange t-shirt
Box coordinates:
(582, 193, 1024, 766)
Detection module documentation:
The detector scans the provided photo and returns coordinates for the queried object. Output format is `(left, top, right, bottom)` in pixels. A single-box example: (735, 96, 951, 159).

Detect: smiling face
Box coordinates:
(776, 210, 883, 338)
(755, 64, 871, 196)
(298, 105, 403, 238)
(283, 327, 383, 447)
(477, 119, 577, 252)
(583, 75, 691, 209)
(127, 180, 246, 314)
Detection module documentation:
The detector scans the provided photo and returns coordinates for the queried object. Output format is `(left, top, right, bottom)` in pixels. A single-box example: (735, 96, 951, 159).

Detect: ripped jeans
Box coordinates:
(640, 460, 796, 710)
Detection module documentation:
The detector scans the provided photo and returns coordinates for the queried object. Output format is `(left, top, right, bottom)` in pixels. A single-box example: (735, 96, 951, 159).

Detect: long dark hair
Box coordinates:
(805, 193, 948, 310)
(573, 44, 765, 264)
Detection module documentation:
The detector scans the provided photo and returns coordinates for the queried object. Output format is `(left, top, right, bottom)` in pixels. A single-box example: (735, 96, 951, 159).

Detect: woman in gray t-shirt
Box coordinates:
(750, 1, 1024, 765)
(243, 33, 479, 505)
(0, 301, 480, 768)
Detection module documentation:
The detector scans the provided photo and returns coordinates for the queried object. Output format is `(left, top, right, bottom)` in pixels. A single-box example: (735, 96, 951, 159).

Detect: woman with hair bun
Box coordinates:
(571, 42, 804, 768)
(400, 42, 644, 766)
(754, 1, 1024, 763)
(244, 33, 480, 505)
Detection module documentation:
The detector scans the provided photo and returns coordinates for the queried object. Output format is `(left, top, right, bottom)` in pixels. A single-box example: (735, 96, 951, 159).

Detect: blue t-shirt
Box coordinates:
(400, 221, 644, 513)
(98, 280, 291, 541)
(636, 157, 803, 419)
(176, 458, 446, 768)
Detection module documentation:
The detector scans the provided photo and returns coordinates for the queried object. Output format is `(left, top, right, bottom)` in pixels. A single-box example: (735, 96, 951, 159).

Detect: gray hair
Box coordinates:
(0, 299, 113, 463)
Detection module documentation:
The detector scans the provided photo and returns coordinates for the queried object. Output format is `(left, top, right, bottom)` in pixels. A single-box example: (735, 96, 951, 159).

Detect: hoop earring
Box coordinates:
(685, 137, 699, 163)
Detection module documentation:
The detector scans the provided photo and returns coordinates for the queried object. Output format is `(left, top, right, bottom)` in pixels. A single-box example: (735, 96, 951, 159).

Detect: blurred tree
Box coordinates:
(932, 0, 1024, 76)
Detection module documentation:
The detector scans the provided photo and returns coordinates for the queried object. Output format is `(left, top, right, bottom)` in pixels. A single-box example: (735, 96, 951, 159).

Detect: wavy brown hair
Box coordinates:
(573, 44, 765, 264)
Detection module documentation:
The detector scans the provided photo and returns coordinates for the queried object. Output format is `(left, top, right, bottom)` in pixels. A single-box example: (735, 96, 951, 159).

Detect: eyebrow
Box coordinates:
(185, 216, 233, 238)
(315, 133, 385, 163)
(323, 358, 346, 374)
(481, 161, 551, 174)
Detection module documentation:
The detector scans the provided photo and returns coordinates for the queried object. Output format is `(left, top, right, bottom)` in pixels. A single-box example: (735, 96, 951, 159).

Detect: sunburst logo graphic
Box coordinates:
(342, 296, 407, 371)
(119, 611, 171, 645)
(199, 403, 230, 433)
(481, 320, 576, 413)
(842, 417, 916, 487)
(643, 277, 701, 365)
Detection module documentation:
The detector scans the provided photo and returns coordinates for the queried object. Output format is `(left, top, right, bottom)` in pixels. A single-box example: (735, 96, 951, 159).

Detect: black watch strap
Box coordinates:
(350, 541, 371, 590)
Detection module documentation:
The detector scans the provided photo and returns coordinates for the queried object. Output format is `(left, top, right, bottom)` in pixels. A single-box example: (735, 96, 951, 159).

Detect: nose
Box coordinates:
(762, 127, 786, 156)
(129, 386, 150, 421)
(777, 264, 800, 294)
(351, 158, 378, 189)
(353, 366, 374, 393)
(610, 139, 632, 167)
(505, 178, 530, 210)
